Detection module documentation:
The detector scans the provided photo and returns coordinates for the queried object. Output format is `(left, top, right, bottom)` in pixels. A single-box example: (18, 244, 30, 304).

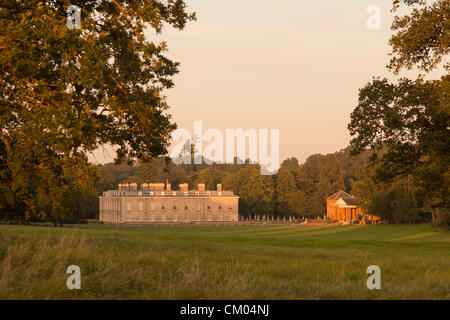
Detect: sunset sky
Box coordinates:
(90, 0, 438, 165)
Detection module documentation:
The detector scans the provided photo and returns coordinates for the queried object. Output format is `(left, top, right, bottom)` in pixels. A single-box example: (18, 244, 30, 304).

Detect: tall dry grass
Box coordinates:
(0, 232, 264, 299)
(0, 229, 448, 299)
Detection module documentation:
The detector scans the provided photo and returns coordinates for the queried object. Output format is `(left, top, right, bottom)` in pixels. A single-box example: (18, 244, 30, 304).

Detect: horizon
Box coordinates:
(94, 144, 354, 168)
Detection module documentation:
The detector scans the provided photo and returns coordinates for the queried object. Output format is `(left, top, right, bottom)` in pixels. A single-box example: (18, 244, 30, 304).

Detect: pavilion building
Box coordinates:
(326, 191, 380, 223)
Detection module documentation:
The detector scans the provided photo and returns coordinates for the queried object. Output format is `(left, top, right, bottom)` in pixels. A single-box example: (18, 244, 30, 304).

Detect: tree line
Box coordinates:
(90, 145, 437, 224)
(92, 148, 371, 221)
(0, 143, 444, 226)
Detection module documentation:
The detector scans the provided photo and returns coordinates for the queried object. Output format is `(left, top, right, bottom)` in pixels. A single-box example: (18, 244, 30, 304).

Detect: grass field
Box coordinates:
(0, 223, 449, 299)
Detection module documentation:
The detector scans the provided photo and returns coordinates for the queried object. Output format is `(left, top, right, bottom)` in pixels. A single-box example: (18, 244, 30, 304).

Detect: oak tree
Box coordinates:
(0, 0, 195, 222)
(348, 0, 449, 226)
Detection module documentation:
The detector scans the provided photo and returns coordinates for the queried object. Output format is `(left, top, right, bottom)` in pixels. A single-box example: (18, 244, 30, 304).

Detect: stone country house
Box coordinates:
(99, 182, 239, 224)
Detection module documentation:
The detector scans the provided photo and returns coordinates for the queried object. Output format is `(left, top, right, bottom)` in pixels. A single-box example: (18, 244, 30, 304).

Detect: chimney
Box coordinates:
(141, 183, 149, 190)
(166, 183, 171, 191)
(123, 183, 129, 190)
(179, 183, 188, 192)
(155, 183, 165, 190)
(217, 184, 222, 192)
(118, 183, 123, 190)
(129, 182, 138, 190)
(198, 184, 205, 192)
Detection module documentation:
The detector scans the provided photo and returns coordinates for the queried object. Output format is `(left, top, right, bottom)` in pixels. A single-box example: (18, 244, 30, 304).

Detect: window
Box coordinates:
(173, 191, 177, 196)
(138, 202, 143, 211)
(126, 202, 131, 211)
(218, 191, 222, 196)
(184, 201, 188, 210)
(229, 203, 233, 210)
(161, 201, 166, 210)
(173, 201, 177, 210)
(218, 203, 222, 210)
(150, 201, 155, 211)
(207, 202, 211, 210)
(184, 191, 188, 196)
(150, 191, 154, 196)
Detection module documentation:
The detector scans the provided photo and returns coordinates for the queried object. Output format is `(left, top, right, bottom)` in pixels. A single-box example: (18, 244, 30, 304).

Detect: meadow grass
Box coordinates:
(0, 224, 448, 299)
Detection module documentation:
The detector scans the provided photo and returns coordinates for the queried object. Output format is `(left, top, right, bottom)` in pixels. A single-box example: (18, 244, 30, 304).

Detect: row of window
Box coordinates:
(111, 191, 223, 197)
(126, 201, 232, 211)
(102, 212, 120, 222)
(102, 201, 120, 211)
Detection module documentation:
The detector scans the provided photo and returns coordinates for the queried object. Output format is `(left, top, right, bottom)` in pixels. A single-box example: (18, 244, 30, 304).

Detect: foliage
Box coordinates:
(0, 1, 195, 222)
(348, 0, 449, 226)
(389, 0, 449, 73)
(223, 166, 275, 218)
(365, 186, 420, 224)
(431, 208, 450, 230)
(274, 167, 297, 217)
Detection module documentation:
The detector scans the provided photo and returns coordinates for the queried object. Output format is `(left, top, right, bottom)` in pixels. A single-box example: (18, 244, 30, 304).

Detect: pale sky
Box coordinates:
(89, 0, 437, 165)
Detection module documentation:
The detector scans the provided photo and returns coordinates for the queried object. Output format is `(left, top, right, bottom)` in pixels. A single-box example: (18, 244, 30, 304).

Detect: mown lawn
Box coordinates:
(0, 224, 448, 299)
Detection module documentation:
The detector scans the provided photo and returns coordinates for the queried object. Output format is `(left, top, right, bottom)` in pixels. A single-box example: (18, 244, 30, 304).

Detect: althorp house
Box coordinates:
(326, 191, 380, 223)
(99, 182, 239, 224)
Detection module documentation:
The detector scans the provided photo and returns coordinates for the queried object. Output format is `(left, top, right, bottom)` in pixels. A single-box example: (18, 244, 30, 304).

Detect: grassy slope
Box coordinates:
(0, 224, 448, 299)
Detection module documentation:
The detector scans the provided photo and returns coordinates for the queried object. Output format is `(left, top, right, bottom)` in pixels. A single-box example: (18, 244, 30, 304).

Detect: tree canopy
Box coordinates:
(0, 0, 195, 222)
(348, 0, 449, 227)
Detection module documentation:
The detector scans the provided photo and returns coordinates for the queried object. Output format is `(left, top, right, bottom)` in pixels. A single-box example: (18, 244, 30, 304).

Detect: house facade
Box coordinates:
(99, 182, 239, 224)
(326, 190, 380, 223)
